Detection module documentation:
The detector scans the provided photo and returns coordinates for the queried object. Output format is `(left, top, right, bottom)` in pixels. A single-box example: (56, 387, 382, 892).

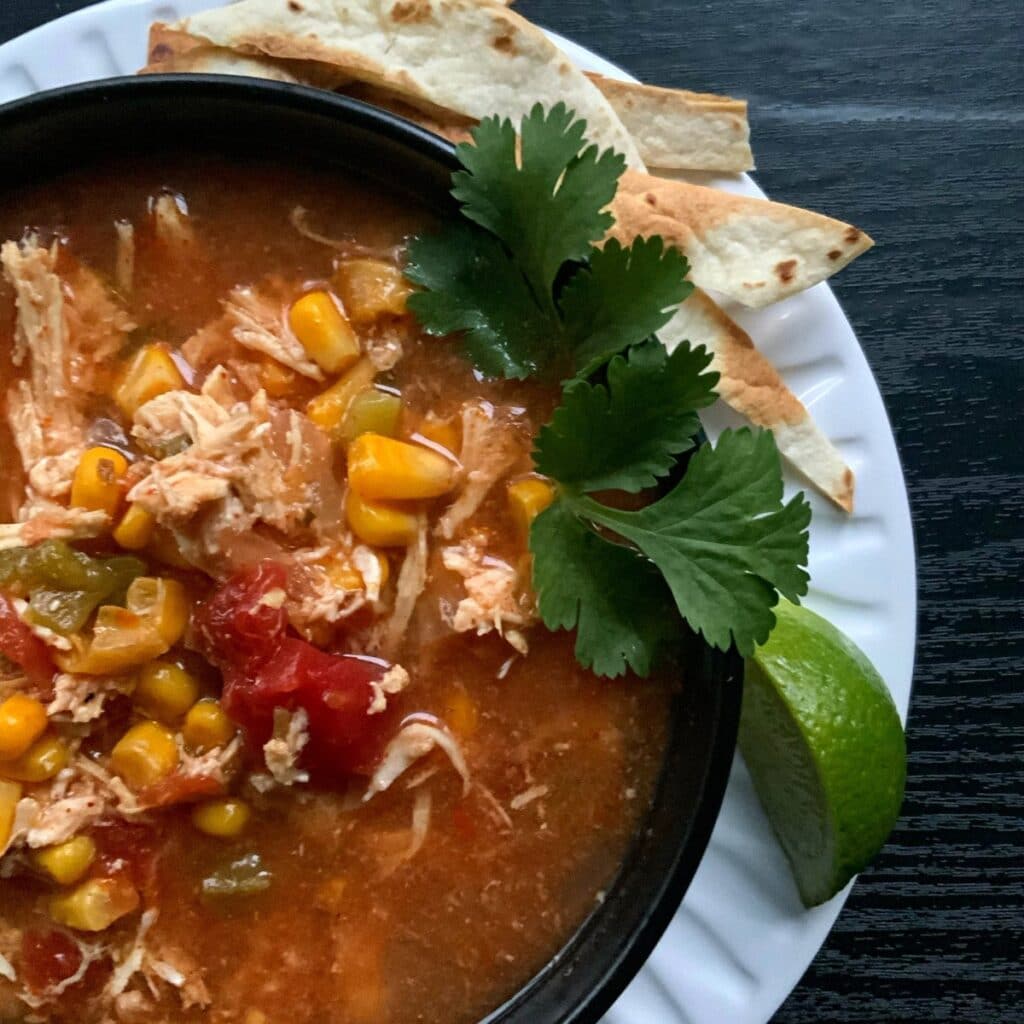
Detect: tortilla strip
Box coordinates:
(660, 288, 854, 511)
(611, 169, 873, 308)
(586, 74, 753, 173)
(174, 0, 643, 166)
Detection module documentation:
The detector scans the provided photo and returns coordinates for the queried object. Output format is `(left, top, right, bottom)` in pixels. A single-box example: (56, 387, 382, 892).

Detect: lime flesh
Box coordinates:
(739, 599, 906, 907)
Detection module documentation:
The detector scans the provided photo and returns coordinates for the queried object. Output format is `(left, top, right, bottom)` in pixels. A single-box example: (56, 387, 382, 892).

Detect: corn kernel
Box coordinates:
(135, 661, 199, 723)
(415, 414, 461, 456)
(289, 290, 360, 375)
(347, 434, 456, 501)
(507, 477, 556, 536)
(192, 798, 251, 839)
(0, 734, 69, 783)
(259, 357, 300, 398)
(341, 388, 402, 443)
(126, 577, 189, 647)
(306, 358, 377, 441)
(115, 343, 184, 418)
(0, 780, 22, 851)
(345, 490, 420, 548)
(445, 690, 479, 739)
(70, 446, 128, 518)
(182, 699, 235, 753)
(0, 694, 49, 761)
(110, 721, 179, 790)
(335, 259, 412, 324)
(49, 876, 139, 932)
(112, 503, 156, 551)
(32, 836, 97, 886)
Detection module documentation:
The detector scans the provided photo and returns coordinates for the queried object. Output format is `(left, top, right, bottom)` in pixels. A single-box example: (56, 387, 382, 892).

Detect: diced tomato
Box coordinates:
(192, 561, 288, 673)
(20, 929, 84, 994)
(139, 772, 224, 808)
(0, 591, 56, 692)
(194, 562, 400, 784)
(90, 820, 159, 891)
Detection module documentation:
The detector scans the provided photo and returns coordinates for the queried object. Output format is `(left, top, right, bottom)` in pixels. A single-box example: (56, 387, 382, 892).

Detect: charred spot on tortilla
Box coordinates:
(828, 249, 842, 261)
(492, 33, 517, 55)
(391, 0, 432, 24)
(775, 259, 797, 284)
(845, 226, 861, 244)
(288, 0, 304, 12)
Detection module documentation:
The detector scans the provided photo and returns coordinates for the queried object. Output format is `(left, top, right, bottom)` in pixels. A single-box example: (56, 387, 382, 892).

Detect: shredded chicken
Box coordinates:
(510, 784, 550, 811)
(7, 762, 114, 852)
(441, 541, 535, 654)
(224, 286, 324, 380)
(364, 719, 470, 800)
(375, 513, 428, 658)
(368, 664, 410, 715)
(0, 505, 109, 551)
(437, 402, 524, 539)
(47, 673, 135, 723)
(364, 328, 403, 372)
(151, 192, 196, 249)
(263, 707, 310, 787)
(114, 219, 135, 295)
(63, 262, 136, 391)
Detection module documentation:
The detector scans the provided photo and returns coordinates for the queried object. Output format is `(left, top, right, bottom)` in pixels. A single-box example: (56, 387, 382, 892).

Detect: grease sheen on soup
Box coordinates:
(0, 156, 673, 1024)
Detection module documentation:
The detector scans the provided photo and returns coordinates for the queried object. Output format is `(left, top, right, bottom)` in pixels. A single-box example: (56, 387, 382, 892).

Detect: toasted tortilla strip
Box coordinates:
(660, 288, 854, 511)
(586, 74, 753, 173)
(611, 170, 873, 307)
(175, 0, 642, 166)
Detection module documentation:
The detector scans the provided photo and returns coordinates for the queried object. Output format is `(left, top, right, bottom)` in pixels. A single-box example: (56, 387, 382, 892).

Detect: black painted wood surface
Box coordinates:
(1, 2, 1021, 1021)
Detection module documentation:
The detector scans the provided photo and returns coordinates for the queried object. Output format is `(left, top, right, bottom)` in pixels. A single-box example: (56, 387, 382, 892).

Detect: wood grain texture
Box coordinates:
(2, 1, 1023, 1021)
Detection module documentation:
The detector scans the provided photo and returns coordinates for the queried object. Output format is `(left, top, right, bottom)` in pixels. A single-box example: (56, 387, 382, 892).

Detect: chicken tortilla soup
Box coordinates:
(0, 155, 676, 1023)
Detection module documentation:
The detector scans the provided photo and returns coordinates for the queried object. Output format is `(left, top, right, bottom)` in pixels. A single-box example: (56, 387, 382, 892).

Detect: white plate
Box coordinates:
(0, 4, 916, 1022)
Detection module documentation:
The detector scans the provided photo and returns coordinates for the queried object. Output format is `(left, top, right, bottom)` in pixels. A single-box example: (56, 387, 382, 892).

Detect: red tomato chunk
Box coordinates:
(20, 929, 84, 995)
(194, 562, 397, 783)
(0, 591, 56, 692)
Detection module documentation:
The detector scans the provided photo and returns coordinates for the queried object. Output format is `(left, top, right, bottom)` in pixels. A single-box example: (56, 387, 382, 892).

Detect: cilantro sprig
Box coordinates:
(405, 103, 811, 676)
(406, 103, 692, 379)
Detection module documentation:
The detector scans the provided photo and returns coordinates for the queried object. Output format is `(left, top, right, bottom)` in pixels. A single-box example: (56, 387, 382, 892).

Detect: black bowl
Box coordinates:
(0, 75, 743, 1024)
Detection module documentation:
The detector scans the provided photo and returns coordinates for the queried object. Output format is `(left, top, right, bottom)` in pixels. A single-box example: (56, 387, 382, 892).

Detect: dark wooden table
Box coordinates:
(3, 1, 1022, 1021)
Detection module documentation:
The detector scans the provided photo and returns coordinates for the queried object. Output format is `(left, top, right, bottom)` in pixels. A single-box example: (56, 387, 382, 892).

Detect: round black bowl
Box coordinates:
(0, 76, 743, 1024)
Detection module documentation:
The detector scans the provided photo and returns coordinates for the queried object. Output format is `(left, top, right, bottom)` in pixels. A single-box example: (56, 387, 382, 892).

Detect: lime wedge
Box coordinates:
(739, 599, 906, 907)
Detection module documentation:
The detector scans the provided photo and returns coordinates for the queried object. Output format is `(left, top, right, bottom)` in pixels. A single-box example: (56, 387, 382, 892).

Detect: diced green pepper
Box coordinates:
(341, 388, 403, 443)
(201, 852, 273, 899)
(24, 589, 104, 636)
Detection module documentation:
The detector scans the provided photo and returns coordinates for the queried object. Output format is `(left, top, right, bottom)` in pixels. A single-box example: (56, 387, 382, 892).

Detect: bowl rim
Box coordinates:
(0, 73, 744, 1024)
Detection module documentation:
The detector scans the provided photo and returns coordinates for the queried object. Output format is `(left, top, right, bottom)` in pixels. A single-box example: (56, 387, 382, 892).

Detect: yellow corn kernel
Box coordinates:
(110, 721, 179, 790)
(115, 343, 184, 418)
(326, 551, 390, 593)
(289, 290, 360, 375)
(32, 836, 97, 886)
(415, 414, 461, 456)
(306, 358, 377, 441)
(112, 503, 155, 551)
(335, 259, 412, 324)
(49, 876, 139, 932)
(57, 577, 189, 676)
(259, 357, 300, 398)
(0, 734, 69, 783)
(444, 690, 479, 739)
(345, 491, 419, 548)
(0, 780, 22, 851)
(507, 477, 556, 536)
(135, 661, 199, 724)
(0, 694, 49, 761)
(348, 433, 456, 501)
(341, 388, 402, 444)
(192, 798, 251, 839)
(182, 699, 235, 753)
(70, 446, 128, 518)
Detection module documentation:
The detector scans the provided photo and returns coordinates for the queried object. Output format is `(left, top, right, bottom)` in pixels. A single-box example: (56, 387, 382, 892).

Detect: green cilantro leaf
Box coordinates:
(576, 428, 812, 656)
(405, 222, 553, 379)
(452, 103, 625, 304)
(530, 499, 678, 678)
(561, 237, 694, 376)
(533, 340, 718, 493)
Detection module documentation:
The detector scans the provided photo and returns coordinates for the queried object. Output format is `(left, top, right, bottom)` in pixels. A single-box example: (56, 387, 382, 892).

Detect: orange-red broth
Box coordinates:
(0, 156, 674, 1024)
